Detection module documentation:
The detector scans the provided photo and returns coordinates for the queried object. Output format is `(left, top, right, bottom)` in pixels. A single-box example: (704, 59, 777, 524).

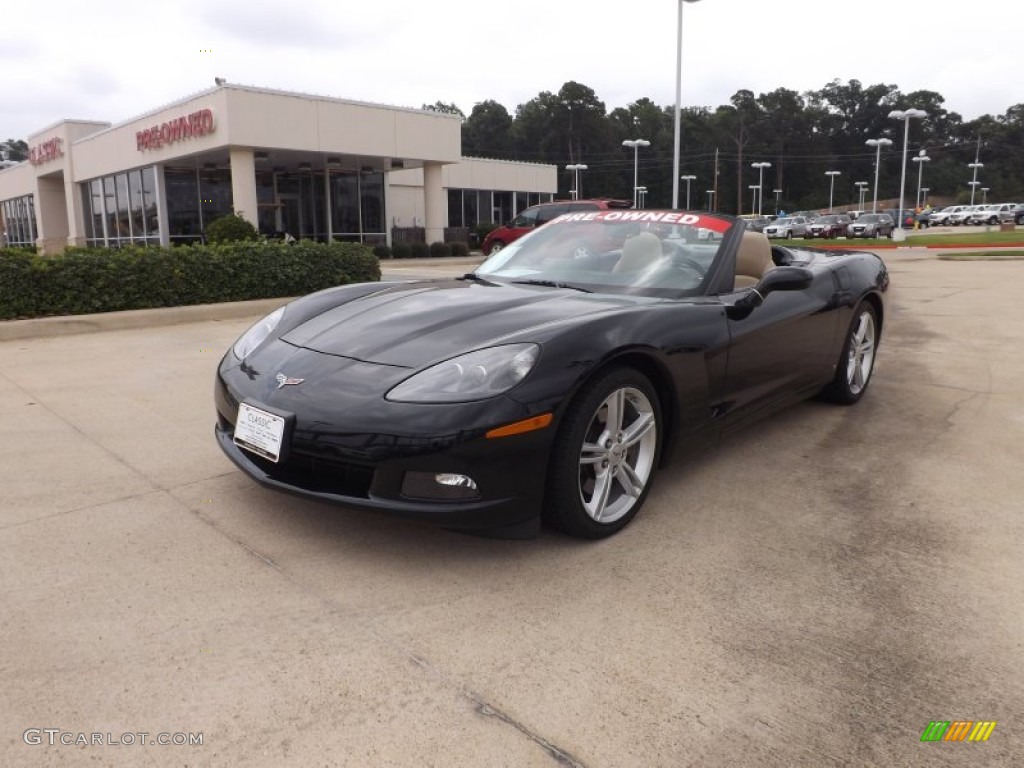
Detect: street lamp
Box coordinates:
(968, 161, 984, 205)
(889, 108, 927, 232)
(825, 170, 841, 213)
(751, 161, 771, 215)
(773, 188, 782, 213)
(921, 187, 930, 206)
(636, 186, 648, 209)
(623, 138, 650, 207)
(981, 187, 989, 205)
(855, 181, 869, 210)
(748, 184, 760, 214)
(865, 137, 893, 213)
(672, 0, 703, 209)
(680, 174, 696, 209)
(911, 151, 930, 208)
(706, 189, 716, 211)
(565, 164, 588, 200)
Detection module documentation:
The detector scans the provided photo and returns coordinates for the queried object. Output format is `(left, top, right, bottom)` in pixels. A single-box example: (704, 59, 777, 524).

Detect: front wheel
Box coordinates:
(785, 231, 793, 239)
(487, 241, 505, 255)
(820, 303, 878, 404)
(545, 368, 662, 538)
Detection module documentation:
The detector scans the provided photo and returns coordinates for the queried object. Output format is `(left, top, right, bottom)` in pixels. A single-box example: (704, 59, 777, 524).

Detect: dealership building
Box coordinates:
(0, 83, 557, 252)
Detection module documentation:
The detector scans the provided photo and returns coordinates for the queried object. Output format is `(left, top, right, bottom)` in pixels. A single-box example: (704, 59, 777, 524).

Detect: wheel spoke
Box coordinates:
(621, 412, 655, 449)
(580, 441, 605, 465)
(585, 468, 613, 521)
(603, 390, 625, 434)
(615, 461, 644, 498)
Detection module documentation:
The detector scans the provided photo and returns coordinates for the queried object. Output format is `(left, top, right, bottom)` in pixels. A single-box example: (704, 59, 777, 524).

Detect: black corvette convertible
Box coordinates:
(215, 211, 888, 539)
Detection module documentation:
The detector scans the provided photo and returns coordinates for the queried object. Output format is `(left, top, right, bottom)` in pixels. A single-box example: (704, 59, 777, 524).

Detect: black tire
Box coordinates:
(785, 231, 793, 239)
(820, 302, 879, 405)
(487, 241, 505, 255)
(544, 367, 662, 539)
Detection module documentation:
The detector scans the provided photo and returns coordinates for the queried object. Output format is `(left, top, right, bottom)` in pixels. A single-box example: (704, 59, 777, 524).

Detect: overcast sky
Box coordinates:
(4, 0, 1022, 141)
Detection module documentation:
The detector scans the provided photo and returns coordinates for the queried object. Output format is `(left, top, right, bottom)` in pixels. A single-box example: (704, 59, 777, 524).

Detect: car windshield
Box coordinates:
(473, 210, 738, 298)
(859, 215, 881, 223)
(773, 217, 793, 225)
(812, 216, 837, 224)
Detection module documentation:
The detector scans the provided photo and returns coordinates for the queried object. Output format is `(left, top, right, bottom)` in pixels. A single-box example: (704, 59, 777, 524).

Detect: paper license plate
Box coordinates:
(234, 403, 286, 463)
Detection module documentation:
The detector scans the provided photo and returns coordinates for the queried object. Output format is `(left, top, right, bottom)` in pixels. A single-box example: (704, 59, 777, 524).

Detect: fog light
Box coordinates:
(401, 471, 480, 501)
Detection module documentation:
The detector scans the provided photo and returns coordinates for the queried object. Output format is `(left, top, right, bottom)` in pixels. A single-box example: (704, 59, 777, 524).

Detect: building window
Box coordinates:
(447, 189, 463, 227)
(79, 166, 162, 247)
(1, 195, 37, 247)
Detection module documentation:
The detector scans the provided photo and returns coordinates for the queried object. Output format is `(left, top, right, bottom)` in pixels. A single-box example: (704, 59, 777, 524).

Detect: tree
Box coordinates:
(462, 100, 513, 159)
(1, 139, 28, 162)
(421, 101, 465, 118)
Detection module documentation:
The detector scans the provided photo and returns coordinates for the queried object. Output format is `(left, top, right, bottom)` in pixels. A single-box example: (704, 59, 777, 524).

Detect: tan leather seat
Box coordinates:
(614, 231, 663, 273)
(734, 231, 772, 289)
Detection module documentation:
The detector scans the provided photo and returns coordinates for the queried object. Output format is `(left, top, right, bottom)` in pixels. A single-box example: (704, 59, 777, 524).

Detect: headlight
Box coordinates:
(386, 344, 540, 403)
(232, 306, 285, 360)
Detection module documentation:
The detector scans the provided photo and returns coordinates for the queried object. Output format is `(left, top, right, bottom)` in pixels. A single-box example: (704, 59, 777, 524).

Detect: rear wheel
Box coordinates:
(487, 241, 505, 255)
(545, 368, 661, 538)
(820, 303, 878, 404)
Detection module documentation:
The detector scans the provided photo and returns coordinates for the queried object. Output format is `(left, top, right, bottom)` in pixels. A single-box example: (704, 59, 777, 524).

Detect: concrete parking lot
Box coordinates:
(2, 251, 1022, 766)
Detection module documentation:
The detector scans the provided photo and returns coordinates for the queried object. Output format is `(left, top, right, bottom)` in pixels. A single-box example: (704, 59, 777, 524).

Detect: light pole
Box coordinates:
(751, 161, 771, 215)
(865, 137, 893, 213)
(968, 181, 981, 203)
(773, 188, 782, 214)
(921, 187, 930, 206)
(680, 174, 696, 209)
(911, 151, 930, 208)
(825, 170, 841, 213)
(565, 164, 588, 201)
(706, 189, 715, 211)
(637, 186, 648, 209)
(981, 187, 989, 205)
(672, 0, 703, 209)
(889, 108, 927, 232)
(623, 138, 650, 207)
(967, 160, 984, 205)
(748, 184, 759, 214)
(855, 181, 869, 210)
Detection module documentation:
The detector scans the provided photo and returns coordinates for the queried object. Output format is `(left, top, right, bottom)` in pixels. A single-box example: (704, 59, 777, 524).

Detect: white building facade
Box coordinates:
(0, 84, 556, 253)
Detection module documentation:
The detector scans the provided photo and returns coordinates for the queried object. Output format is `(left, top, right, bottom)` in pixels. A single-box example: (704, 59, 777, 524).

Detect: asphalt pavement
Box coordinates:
(2, 249, 1023, 766)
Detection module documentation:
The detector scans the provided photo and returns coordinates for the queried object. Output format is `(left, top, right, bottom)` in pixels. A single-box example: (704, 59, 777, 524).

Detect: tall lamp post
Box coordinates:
(773, 188, 782, 213)
(825, 170, 841, 212)
(855, 181, 869, 210)
(967, 160, 984, 205)
(672, 0, 703, 209)
(565, 164, 588, 201)
(748, 185, 760, 214)
(680, 174, 696, 209)
(921, 187, 930, 206)
(705, 189, 715, 211)
(981, 187, 989, 205)
(889, 108, 928, 233)
(865, 137, 893, 213)
(911, 151, 930, 208)
(751, 161, 771, 215)
(637, 186, 648, 209)
(623, 138, 650, 207)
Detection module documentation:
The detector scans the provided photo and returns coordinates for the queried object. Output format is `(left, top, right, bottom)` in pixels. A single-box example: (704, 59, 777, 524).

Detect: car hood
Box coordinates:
(280, 279, 642, 368)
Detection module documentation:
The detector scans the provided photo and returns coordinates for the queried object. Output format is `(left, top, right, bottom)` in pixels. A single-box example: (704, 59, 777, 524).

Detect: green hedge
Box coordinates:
(0, 241, 380, 320)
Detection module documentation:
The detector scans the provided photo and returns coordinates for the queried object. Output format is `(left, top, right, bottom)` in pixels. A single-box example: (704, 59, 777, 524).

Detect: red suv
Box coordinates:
(482, 198, 632, 255)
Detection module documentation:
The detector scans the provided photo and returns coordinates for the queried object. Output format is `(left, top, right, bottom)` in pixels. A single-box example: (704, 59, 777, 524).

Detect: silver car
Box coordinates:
(967, 203, 1017, 225)
(846, 213, 894, 238)
(763, 215, 810, 239)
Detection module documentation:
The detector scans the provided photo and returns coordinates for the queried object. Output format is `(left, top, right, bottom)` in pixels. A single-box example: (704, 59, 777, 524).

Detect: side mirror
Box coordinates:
(726, 266, 814, 320)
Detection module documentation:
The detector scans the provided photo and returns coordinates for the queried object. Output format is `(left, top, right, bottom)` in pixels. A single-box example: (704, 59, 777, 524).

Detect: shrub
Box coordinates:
(449, 241, 469, 257)
(372, 243, 392, 260)
(410, 241, 430, 259)
(204, 213, 258, 244)
(391, 241, 412, 259)
(0, 241, 380, 320)
(429, 241, 451, 258)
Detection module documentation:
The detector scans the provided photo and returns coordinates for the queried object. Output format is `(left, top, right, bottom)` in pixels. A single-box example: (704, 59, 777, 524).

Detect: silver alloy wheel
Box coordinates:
(846, 310, 876, 395)
(577, 386, 658, 524)
(489, 241, 504, 253)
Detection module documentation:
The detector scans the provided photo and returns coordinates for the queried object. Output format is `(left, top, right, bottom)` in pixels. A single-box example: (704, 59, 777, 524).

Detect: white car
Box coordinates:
(947, 205, 985, 226)
(763, 215, 810, 239)
(967, 203, 1017, 225)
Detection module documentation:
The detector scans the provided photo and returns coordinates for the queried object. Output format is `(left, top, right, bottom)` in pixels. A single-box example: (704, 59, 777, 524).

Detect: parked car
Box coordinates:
(929, 205, 968, 226)
(1013, 203, 1024, 225)
(215, 211, 888, 539)
(947, 205, 985, 226)
(847, 213, 894, 238)
(482, 198, 632, 255)
(763, 215, 810, 239)
(739, 214, 772, 232)
(967, 203, 1018, 225)
(806, 214, 852, 239)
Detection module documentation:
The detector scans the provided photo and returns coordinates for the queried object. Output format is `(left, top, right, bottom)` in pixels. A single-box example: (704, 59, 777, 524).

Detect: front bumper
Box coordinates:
(214, 355, 553, 535)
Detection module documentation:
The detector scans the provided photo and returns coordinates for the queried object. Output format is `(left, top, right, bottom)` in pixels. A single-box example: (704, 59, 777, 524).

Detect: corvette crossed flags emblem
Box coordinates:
(275, 373, 305, 389)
